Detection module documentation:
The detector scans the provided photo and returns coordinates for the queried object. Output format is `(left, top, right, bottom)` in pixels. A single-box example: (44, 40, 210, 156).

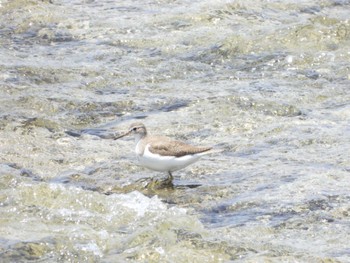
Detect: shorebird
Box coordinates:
(114, 122, 214, 181)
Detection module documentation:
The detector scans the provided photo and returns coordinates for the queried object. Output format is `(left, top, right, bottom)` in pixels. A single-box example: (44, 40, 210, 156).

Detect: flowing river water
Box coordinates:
(0, 0, 349, 262)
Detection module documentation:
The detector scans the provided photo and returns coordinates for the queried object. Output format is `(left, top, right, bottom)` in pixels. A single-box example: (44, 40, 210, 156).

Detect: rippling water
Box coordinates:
(1, 0, 349, 262)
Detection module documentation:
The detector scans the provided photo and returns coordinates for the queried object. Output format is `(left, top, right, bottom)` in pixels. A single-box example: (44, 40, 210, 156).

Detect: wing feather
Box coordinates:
(148, 140, 211, 157)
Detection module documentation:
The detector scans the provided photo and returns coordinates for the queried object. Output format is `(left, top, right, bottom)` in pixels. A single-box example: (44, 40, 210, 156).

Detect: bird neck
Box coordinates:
(134, 132, 147, 144)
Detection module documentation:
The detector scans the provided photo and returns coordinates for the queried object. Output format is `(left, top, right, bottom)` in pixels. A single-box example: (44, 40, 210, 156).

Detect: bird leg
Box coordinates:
(167, 171, 173, 181)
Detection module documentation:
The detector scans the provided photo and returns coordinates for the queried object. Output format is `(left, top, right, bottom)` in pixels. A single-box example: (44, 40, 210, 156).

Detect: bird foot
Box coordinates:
(136, 174, 174, 190)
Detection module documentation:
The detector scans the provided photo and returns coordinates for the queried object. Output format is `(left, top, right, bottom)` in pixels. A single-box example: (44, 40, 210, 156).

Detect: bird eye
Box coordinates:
(132, 127, 137, 131)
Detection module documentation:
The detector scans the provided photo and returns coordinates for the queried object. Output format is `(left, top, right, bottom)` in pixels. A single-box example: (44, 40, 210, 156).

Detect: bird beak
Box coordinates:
(114, 130, 131, 140)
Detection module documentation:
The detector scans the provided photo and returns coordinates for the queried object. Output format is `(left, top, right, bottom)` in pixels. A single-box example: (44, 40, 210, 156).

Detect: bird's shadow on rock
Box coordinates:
(103, 175, 202, 198)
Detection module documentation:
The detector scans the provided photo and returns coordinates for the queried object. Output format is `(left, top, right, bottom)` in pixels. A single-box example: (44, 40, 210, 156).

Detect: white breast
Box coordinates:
(135, 140, 144, 156)
(137, 144, 203, 172)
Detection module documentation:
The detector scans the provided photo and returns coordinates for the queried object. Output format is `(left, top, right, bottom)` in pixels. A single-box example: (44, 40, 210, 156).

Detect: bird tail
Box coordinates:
(199, 147, 225, 156)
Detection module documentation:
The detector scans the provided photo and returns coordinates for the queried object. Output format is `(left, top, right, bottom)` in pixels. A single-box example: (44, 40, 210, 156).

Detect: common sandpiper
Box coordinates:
(115, 122, 215, 182)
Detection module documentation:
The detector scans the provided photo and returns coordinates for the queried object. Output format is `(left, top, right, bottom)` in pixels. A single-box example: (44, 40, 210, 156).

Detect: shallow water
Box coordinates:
(1, 0, 349, 262)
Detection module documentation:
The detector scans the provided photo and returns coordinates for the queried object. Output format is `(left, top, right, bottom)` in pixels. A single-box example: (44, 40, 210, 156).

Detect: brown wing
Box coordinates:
(148, 139, 212, 157)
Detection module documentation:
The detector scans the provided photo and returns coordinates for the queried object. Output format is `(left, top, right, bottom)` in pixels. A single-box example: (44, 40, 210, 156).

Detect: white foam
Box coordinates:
(112, 191, 167, 217)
